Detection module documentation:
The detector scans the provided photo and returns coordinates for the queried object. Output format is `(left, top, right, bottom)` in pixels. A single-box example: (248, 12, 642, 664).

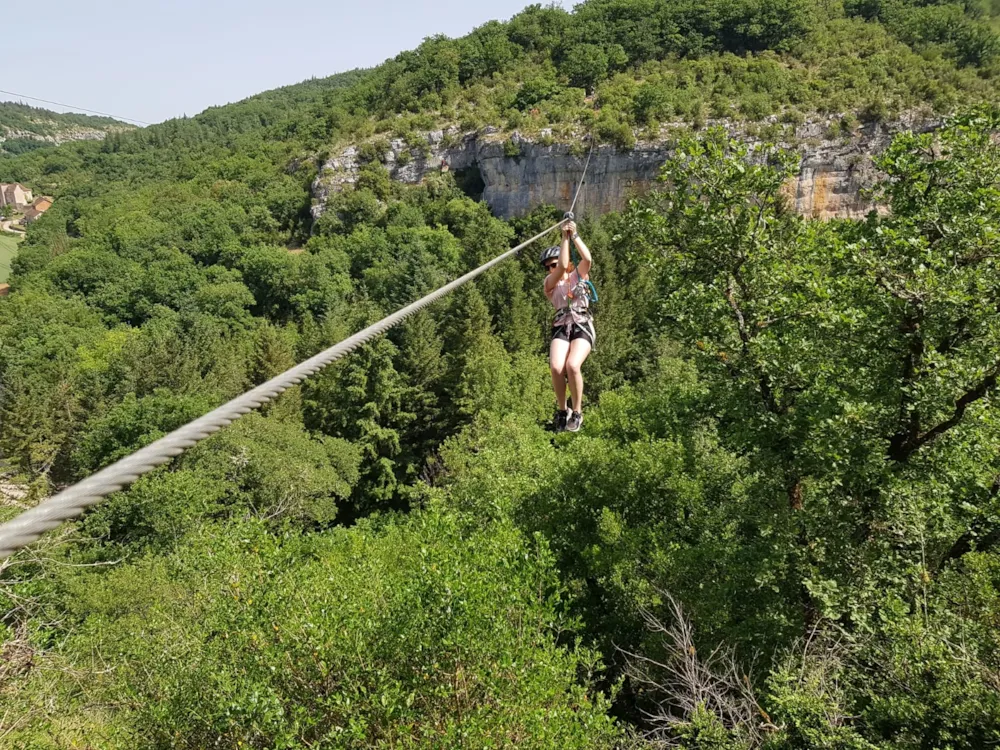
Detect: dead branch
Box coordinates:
(619, 591, 771, 748)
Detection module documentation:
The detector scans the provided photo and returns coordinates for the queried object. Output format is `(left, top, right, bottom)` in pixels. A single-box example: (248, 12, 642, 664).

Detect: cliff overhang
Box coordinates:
(312, 114, 940, 224)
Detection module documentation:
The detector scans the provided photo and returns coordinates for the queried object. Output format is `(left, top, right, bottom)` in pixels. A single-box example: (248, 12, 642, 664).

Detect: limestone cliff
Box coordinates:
(311, 114, 939, 223)
(0, 126, 129, 146)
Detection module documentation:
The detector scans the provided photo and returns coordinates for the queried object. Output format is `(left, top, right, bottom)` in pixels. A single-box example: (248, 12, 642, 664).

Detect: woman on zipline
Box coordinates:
(541, 219, 593, 433)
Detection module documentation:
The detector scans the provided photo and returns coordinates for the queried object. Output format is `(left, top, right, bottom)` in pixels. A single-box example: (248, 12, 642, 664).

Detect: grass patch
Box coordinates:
(0, 232, 22, 283)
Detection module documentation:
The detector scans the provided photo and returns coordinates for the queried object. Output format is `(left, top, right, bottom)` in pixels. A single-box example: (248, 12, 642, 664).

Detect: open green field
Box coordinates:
(0, 233, 21, 283)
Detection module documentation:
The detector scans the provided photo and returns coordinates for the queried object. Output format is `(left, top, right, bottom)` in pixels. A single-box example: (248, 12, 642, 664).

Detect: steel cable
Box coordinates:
(568, 137, 595, 217)
(0, 220, 569, 558)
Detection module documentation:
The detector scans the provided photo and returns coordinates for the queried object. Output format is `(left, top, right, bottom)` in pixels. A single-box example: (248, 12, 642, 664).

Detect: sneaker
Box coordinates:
(552, 408, 568, 432)
(566, 410, 583, 432)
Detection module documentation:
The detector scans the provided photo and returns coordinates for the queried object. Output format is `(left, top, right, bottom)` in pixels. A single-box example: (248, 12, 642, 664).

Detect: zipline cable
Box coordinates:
(564, 135, 598, 302)
(0, 132, 597, 560)
(0, 221, 566, 558)
(568, 136, 595, 218)
(0, 88, 152, 127)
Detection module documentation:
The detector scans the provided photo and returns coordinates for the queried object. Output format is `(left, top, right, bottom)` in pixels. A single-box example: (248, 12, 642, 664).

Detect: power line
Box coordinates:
(0, 89, 151, 127)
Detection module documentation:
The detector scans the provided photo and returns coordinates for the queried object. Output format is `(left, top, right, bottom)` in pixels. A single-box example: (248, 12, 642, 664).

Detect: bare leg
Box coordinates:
(549, 337, 571, 410)
(565, 338, 592, 412)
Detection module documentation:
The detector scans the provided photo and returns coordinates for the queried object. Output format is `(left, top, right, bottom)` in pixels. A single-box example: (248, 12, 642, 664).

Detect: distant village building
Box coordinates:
(0, 284, 10, 297)
(0, 183, 34, 210)
(16, 196, 54, 226)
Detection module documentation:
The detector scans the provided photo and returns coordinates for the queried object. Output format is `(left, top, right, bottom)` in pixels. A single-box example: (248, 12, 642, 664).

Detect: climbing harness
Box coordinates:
(552, 268, 595, 343)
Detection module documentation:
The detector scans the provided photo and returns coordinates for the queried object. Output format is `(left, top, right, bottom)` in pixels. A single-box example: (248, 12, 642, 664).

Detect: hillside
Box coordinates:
(0, 100, 134, 156)
(1, 2, 1000, 748)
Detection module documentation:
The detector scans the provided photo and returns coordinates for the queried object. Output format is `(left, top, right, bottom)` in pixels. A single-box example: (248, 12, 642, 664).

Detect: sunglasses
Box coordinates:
(544, 261, 558, 270)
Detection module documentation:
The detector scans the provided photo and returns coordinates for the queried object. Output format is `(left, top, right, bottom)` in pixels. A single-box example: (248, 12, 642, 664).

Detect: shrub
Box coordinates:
(859, 96, 891, 123)
(780, 108, 806, 125)
(766, 643, 880, 750)
(43, 513, 623, 748)
(596, 114, 636, 150)
(561, 44, 610, 92)
(740, 93, 774, 121)
(355, 161, 393, 200)
(690, 100, 708, 129)
(633, 82, 673, 126)
(506, 109, 526, 130)
(357, 137, 391, 164)
(515, 76, 561, 110)
(711, 95, 733, 118)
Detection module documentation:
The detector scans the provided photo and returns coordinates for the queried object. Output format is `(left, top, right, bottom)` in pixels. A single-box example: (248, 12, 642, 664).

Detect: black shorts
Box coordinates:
(551, 319, 595, 347)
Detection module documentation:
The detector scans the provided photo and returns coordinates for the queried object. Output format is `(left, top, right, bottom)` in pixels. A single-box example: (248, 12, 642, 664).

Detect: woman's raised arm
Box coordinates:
(569, 223, 592, 280)
(558, 223, 572, 273)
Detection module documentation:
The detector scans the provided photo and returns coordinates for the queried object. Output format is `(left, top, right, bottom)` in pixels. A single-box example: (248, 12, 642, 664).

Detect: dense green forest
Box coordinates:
(2, 0, 1000, 747)
(0, 101, 131, 157)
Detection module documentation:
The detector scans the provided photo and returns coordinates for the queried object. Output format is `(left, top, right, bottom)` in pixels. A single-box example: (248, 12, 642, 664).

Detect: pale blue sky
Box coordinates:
(5, 0, 545, 125)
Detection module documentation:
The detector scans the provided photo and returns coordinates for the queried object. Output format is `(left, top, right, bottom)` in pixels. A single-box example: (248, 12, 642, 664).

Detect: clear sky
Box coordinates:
(4, 0, 544, 125)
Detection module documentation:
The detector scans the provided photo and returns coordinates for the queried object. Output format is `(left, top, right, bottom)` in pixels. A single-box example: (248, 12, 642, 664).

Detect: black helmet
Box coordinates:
(539, 245, 560, 266)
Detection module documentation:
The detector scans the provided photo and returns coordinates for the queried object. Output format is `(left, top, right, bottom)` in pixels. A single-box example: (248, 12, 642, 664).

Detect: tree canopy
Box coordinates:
(2, 1, 1000, 747)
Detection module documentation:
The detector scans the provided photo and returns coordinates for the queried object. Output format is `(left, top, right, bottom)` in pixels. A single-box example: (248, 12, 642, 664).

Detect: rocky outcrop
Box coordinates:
(311, 114, 940, 223)
(0, 125, 130, 147)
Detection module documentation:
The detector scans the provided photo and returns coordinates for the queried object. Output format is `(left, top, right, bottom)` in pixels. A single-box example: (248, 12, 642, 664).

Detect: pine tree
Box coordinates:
(437, 283, 519, 420)
(302, 307, 415, 514)
(397, 311, 447, 466)
(489, 263, 541, 354)
(252, 322, 301, 420)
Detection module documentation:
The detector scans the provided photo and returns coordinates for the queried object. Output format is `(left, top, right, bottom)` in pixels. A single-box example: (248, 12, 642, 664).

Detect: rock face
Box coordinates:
(480, 138, 672, 218)
(0, 126, 130, 147)
(311, 115, 940, 223)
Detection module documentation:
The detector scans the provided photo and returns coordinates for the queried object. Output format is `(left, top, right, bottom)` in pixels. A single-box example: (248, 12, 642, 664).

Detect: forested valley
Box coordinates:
(2, 0, 1000, 747)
